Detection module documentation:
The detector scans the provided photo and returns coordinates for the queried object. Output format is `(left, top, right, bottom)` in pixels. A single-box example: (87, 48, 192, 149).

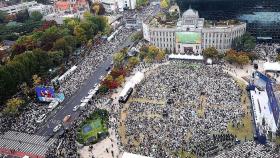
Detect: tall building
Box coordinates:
(143, 7, 246, 54)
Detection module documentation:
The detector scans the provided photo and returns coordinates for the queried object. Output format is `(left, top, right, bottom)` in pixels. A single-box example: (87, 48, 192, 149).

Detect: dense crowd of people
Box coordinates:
(0, 102, 49, 134)
(45, 5, 160, 158)
(2, 2, 280, 158)
(122, 61, 245, 157)
(59, 27, 134, 97)
(216, 141, 278, 158)
(253, 43, 280, 61)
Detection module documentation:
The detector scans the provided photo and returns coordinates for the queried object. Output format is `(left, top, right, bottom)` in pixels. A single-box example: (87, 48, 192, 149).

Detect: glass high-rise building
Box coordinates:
(176, 0, 280, 43)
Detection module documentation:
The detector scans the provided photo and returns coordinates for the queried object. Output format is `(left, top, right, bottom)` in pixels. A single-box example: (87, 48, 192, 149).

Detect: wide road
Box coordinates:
(36, 36, 134, 137)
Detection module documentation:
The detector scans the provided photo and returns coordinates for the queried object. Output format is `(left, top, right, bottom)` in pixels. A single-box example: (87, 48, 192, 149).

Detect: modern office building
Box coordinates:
(143, 6, 246, 54)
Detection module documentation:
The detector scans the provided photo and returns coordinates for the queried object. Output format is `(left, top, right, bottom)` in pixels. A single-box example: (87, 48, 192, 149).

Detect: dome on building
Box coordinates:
(182, 8, 199, 18)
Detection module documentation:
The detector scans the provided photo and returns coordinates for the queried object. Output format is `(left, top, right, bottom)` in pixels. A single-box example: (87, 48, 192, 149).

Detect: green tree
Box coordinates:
(232, 33, 256, 52)
(74, 25, 87, 43)
(15, 10, 29, 22)
(160, 0, 170, 9)
(39, 26, 69, 51)
(202, 47, 219, 58)
(128, 57, 140, 67)
(30, 11, 43, 21)
(48, 50, 64, 66)
(113, 51, 126, 67)
(0, 11, 8, 23)
(3, 98, 25, 115)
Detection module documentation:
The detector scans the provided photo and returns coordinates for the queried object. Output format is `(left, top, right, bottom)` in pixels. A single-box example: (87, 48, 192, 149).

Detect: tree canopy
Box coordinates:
(30, 11, 43, 21)
(202, 47, 219, 59)
(232, 33, 256, 52)
(225, 49, 250, 66)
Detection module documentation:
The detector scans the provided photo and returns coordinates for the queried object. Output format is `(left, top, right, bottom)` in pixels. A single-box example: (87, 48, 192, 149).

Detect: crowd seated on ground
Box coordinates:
(121, 61, 245, 157)
(216, 141, 278, 158)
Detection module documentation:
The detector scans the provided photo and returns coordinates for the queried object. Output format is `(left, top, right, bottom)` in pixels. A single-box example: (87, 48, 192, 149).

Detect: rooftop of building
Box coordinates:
(204, 19, 244, 28)
(148, 12, 179, 28)
(147, 11, 245, 29)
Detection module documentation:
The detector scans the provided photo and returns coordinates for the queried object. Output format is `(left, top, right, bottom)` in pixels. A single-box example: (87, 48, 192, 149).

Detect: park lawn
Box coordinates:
(227, 114, 253, 141)
(80, 118, 107, 142)
(177, 150, 197, 158)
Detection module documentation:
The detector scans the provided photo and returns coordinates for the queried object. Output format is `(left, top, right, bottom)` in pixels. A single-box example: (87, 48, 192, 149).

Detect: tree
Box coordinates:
(113, 51, 126, 67)
(48, 51, 64, 66)
(30, 11, 43, 21)
(15, 10, 29, 22)
(136, 0, 148, 7)
(19, 82, 31, 98)
(74, 25, 87, 43)
(237, 53, 250, 66)
(160, 0, 169, 9)
(232, 33, 256, 52)
(32, 74, 41, 87)
(0, 11, 8, 23)
(91, 2, 105, 15)
(128, 57, 140, 67)
(202, 47, 219, 59)
(116, 75, 125, 85)
(3, 98, 25, 115)
(99, 85, 109, 94)
(131, 31, 143, 42)
(155, 49, 165, 61)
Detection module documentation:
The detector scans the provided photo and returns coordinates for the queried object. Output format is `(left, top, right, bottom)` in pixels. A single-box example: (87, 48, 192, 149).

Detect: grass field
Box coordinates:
(80, 118, 107, 142)
(77, 109, 109, 144)
(227, 78, 253, 141)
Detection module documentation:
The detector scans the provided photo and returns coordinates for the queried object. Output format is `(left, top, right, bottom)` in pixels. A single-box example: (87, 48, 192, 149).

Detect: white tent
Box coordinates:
(263, 62, 280, 72)
(168, 54, 204, 60)
(122, 152, 152, 158)
(119, 71, 144, 98)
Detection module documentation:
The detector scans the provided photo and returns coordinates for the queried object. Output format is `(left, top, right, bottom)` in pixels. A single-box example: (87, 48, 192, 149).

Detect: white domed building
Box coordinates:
(142, 6, 246, 55)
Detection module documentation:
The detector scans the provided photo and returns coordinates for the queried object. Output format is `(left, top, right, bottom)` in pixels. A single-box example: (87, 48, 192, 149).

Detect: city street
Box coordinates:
(36, 36, 134, 137)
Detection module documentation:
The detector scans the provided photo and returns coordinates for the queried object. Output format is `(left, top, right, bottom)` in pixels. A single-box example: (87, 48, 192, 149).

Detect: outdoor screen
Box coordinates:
(175, 32, 202, 44)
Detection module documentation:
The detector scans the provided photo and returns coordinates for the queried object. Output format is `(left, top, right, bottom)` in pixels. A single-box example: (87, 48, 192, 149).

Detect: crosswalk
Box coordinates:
(0, 131, 57, 157)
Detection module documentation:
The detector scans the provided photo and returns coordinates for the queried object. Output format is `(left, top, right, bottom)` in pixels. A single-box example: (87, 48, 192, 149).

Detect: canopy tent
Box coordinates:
(122, 152, 152, 158)
(119, 72, 144, 98)
(169, 54, 204, 60)
(263, 62, 280, 72)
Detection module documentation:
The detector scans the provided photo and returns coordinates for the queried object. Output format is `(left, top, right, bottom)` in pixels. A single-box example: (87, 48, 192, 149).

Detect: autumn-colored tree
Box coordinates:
(32, 74, 41, 87)
(116, 75, 125, 85)
(155, 50, 165, 61)
(3, 98, 25, 115)
(160, 0, 170, 9)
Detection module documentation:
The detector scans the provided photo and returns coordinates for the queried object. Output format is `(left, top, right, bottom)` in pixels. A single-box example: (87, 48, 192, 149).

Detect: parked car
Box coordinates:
(53, 124, 62, 133)
(73, 105, 79, 111)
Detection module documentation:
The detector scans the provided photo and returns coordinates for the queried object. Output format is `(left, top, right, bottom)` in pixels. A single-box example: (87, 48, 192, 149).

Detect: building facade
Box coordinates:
(0, 1, 38, 15)
(143, 7, 246, 54)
